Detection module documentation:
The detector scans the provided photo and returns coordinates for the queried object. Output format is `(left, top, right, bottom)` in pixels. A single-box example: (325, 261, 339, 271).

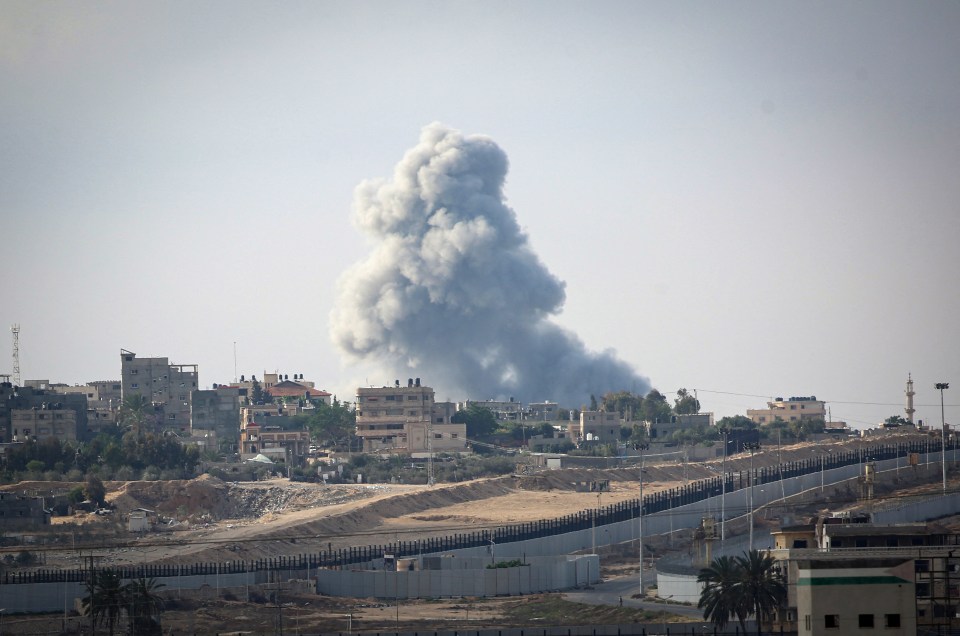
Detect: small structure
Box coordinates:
(127, 508, 155, 532)
(0, 492, 51, 529)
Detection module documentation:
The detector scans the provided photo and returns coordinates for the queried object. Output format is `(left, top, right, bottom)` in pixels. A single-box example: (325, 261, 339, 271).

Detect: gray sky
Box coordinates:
(2, 1, 958, 429)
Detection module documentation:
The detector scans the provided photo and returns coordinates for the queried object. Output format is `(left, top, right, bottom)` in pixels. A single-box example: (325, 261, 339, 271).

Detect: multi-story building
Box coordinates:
(748, 395, 826, 425)
(459, 399, 524, 422)
(191, 385, 246, 453)
(355, 379, 467, 454)
(239, 401, 309, 464)
(52, 380, 123, 438)
(120, 350, 198, 433)
(771, 520, 960, 635)
(528, 401, 560, 422)
(267, 378, 332, 405)
(568, 410, 620, 445)
(0, 492, 51, 529)
(11, 406, 79, 442)
(0, 382, 88, 444)
(648, 412, 714, 441)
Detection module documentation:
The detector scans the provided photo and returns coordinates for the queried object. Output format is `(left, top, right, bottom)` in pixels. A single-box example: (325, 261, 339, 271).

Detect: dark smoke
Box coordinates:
(330, 123, 650, 405)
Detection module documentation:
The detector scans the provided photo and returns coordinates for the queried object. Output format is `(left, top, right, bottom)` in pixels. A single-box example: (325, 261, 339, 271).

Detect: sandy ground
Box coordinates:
(0, 431, 938, 570)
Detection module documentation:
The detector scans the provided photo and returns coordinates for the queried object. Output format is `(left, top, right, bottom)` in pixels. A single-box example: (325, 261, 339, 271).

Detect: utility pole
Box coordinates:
(635, 442, 648, 595)
(937, 383, 950, 493)
(744, 441, 762, 551)
(719, 427, 728, 541)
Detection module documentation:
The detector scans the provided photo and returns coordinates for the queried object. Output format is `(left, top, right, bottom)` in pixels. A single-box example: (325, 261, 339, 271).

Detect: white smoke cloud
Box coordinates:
(330, 123, 650, 405)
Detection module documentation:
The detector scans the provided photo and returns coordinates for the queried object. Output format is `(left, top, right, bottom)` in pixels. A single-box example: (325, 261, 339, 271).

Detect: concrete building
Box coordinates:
(0, 382, 88, 444)
(459, 398, 524, 422)
(771, 520, 960, 635)
(266, 379, 332, 405)
(191, 385, 246, 453)
(0, 492, 50, 529)
(52, 380, 122, 438)
(748, 395, 826, 425)
(528, 401, 560, 422)
(647, 412, 714, 442)
(568, 410, 620, 445)
(238, 402, 310, 464)
(355, 379, 467, 454)
(11, 406, 79, 442)
(120, 349, 198, 433)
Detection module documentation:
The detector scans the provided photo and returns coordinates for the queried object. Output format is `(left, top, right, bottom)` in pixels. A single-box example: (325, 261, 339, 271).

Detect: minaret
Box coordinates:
(905, 373, 916, 424)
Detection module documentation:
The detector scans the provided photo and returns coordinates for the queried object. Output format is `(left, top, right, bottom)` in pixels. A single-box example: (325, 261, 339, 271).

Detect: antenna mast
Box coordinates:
(11, 324, 20, 387)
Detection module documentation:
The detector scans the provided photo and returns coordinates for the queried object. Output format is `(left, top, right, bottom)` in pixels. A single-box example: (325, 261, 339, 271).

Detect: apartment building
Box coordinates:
(771, 520, 959, 635)
(569, 410, 620, 444)
(11, 406, 79, 442)
(239, 401, 309, 464)
(120, 349, 198, 432)
(459, 398, 524, 422)
(355, 379, 466, 454)
(748, 395, 826, 424)
(52, 380, 122, 437)
(0, 382, 88, 444)
(191, 385, 246, 452)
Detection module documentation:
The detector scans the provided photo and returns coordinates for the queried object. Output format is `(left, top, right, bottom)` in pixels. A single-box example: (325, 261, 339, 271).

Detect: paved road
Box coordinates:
(562, 570, 705, 620)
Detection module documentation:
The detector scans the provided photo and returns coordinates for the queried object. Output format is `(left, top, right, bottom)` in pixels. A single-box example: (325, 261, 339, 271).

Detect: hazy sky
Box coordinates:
(2, 1, 958, 429)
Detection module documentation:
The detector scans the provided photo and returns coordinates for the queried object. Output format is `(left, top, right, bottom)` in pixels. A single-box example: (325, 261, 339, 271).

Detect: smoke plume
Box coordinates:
(330, 123, 650, 405)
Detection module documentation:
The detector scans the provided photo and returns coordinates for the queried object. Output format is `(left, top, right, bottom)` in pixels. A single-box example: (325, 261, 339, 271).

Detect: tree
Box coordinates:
(82, 570, 126, 636)
(698, 550, 786, 634)
(736, 550, 787, 634)
(674, 388, 700, 415)
(84, 475, 106, 507)
(119, 393, 152, 435)
(589, 394, 598, 411)
(640, 389, 671, 423)
(716, 415, 757, 430)
(698, 555, 748, 632)
(126, 577, 165, 635)
(451, 405, 498, 439)
(601, 391, 644, 420)
(884, 415, 909, 428)
(251, 378, 271, 405)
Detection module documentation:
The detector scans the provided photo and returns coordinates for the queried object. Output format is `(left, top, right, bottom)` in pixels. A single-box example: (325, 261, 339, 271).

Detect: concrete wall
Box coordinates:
(4, 447, 957, 614)
(316, 555, 599, 599)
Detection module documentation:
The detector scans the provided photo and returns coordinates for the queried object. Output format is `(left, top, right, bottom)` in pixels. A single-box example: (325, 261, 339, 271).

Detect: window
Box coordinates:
(804, 615, 811, 631)
(792, 539, 808, 548)
(131, 369, 138, 375)
(884, 614, 900, 628)
(886, 538, 898, 547)
(916, 559, 931, 572)
(916, 582, 931, 597)
(858, 614, 874, 628)
(385, 395, 396, 401)
(825, 614, 840, 629)
(131, 383, 139, 389)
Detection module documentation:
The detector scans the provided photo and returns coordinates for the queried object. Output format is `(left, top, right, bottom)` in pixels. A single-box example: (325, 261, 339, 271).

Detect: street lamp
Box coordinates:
(635, 442, 649, 595)
(744, 442, 762, 551)
(937, 382, 950, 493)
(718, 427, 728, 542)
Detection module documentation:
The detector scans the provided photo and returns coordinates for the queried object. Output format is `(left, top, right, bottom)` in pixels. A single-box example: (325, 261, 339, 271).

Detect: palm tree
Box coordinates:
(697, 554, 748, 632)
(736, 549, 787, 635)
(81, 570, 126, 636)
(126, 577, 165, 635)
(120, 393, 152, 436)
